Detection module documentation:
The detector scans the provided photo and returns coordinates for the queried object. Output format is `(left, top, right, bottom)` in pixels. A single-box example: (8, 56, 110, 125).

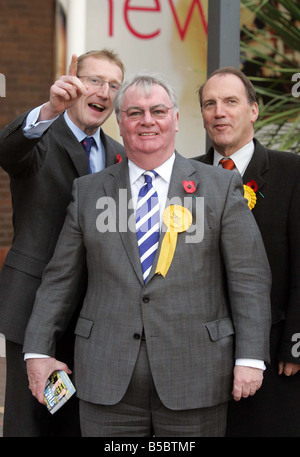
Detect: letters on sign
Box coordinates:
(107, 0, 207, 40)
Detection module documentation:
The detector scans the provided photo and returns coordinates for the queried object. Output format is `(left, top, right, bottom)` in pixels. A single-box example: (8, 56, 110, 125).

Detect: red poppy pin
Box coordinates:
(116, 153, 122, 164)
(244, 180, 261, 210)
(246, 180, 258, 192)
(183, 180, 196, 193)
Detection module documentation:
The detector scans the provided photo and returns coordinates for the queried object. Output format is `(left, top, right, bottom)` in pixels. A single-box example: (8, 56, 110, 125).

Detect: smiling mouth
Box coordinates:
(89, 103, 105, 112)
(139, 133, 157, 136)
(215, 123, 230, 129)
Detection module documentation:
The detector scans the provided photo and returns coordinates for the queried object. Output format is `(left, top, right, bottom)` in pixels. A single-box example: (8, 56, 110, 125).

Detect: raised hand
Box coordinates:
(39, 54, 88, 121)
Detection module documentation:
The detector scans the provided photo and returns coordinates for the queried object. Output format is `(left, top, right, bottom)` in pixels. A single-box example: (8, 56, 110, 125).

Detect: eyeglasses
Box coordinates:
(78, 75, 121, 92)
(121, 105, 174, 120)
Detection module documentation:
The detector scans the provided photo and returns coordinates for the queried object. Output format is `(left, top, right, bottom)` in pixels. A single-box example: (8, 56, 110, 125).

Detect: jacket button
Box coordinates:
(133, 333, 141, 340)
(142, 296, 150, 303)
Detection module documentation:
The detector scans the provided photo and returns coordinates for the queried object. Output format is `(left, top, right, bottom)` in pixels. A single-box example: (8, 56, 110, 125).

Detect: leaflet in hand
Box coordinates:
(44, 370, 76, 414)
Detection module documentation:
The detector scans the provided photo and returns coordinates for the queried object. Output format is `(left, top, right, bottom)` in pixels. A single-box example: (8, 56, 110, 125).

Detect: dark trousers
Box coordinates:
(3, 340, 81, 437)
(226, 323, 300, 437)
(80, 340, 228, 437)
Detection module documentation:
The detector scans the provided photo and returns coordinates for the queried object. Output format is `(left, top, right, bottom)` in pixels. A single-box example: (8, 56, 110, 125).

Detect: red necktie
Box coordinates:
(219, 158, 235, 170)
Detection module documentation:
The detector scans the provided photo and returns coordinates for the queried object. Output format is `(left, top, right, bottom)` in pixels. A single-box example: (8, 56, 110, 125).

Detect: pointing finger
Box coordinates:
(68, 54, 78, 77)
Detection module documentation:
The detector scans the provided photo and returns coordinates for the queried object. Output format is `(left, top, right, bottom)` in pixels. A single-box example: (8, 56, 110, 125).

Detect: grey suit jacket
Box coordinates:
(23, 152, 271, 410)
(0, 112, 125, 344)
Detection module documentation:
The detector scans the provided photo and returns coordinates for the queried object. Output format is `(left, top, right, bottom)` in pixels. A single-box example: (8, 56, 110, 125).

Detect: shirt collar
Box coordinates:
(128, 152, 176, 185)
(64, 110, 100, 149)
(213, 140, 254, 175)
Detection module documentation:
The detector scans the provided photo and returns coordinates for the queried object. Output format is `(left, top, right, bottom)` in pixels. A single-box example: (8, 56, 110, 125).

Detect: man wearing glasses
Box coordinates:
(24, 74, 271, 437)
(0, 49, 125, 436)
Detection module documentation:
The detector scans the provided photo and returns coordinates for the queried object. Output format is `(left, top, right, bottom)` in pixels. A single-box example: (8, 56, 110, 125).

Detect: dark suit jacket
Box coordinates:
(196, 139, 300, 363)
(23, 153, 271, 411)
(0, 112, 125, 345)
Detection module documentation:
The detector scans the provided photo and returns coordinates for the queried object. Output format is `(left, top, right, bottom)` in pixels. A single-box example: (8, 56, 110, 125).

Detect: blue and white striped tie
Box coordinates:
(136, 171, 160, 283)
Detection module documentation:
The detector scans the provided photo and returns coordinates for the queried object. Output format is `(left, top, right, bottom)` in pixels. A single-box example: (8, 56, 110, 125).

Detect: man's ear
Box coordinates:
(116, 116, 123, 137)
(251, 102, 259, 124)
(175, 112, 179, 132)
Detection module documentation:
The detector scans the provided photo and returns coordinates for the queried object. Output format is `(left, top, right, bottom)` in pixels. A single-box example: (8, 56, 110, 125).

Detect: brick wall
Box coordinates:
(0, 0, 56, 266)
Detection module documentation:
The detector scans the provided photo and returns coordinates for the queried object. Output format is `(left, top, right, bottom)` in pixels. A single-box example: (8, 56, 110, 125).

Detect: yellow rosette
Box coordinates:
(243, 184, 257, 210)
(155, 205, 192, 278)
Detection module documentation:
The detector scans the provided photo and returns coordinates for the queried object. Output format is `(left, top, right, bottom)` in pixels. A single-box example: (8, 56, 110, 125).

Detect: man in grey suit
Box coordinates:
(0, 49, 125, 436)
(24, 74, 271, 437)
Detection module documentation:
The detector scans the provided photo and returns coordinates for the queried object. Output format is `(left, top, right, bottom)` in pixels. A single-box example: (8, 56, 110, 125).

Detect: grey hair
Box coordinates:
(114, 73, 179, 121)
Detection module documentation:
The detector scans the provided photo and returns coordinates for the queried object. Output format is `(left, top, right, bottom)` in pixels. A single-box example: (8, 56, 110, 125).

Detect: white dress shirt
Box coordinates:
(128, 152, 175, 224)
(213, 140, 255, 176)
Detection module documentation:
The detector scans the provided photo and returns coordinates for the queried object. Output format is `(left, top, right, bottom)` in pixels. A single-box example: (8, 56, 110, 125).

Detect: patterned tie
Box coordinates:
(82, 137, 95, 173)
(219, 158, 235, 170)
(136, 171, 160, 283)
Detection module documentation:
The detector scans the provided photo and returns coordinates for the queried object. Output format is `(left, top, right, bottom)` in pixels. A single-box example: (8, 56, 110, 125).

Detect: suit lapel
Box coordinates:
(55, 115, 90, 176)
(243, 140, 269, 195)
(166, 153, 199, 214)
(56, 116, 122, 176)
(201, 147, 214, 165)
